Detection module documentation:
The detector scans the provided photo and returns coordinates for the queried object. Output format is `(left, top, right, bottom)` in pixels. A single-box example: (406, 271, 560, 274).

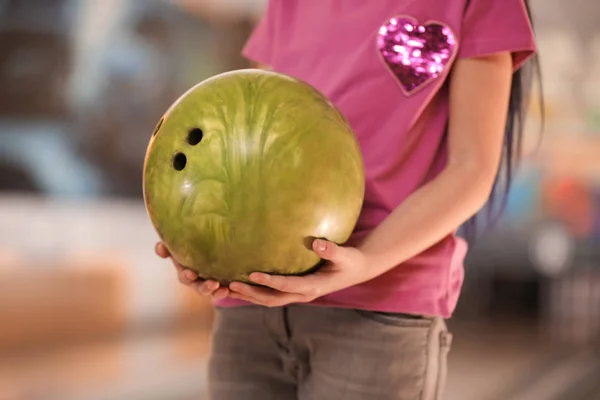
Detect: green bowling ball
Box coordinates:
(143, 69, 364, 284)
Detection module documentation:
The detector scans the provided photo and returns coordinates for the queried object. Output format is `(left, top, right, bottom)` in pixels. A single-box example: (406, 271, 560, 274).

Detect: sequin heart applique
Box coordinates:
(377, 16, 457, 96)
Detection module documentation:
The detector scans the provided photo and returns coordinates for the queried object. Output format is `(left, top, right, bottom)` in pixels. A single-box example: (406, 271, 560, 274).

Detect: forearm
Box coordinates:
(358, 52, 513, 276)
(358, 163, 496, 276)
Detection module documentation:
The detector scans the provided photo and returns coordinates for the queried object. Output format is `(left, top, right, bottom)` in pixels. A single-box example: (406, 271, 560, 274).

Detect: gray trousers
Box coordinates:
(207, 305, 452, 400)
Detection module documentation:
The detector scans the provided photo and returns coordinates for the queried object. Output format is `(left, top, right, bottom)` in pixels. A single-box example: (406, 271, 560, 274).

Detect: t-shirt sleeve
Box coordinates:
(241, 0, 279, 67)
(457, 0, 537, 71)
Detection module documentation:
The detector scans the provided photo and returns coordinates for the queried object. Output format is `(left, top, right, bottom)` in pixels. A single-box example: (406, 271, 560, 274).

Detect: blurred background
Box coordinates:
(0, 1, 599, 399)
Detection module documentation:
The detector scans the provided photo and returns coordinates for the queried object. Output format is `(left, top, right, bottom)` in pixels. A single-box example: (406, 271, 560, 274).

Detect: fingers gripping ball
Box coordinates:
(143, 69, 365, 284)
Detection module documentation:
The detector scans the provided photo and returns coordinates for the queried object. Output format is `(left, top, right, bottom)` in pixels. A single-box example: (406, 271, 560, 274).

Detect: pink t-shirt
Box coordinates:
(216, 0, 536, 318)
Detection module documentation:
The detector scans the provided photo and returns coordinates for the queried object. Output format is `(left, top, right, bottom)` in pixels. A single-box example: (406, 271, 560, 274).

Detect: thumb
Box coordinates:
(312, 239, 343, 262)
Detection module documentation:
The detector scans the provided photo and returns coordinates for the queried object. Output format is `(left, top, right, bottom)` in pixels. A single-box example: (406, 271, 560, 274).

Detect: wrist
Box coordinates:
(358, 247, 392, 279)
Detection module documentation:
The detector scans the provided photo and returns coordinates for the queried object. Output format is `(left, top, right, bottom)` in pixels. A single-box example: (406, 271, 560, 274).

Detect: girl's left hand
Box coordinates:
(228, 239, 373, 307)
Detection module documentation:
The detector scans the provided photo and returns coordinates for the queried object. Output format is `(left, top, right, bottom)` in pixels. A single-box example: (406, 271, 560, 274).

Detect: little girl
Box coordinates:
(156, 0, 540, 398)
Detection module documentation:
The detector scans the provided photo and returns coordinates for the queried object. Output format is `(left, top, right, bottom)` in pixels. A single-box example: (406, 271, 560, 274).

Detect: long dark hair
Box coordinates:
(462, 0, 544, 241)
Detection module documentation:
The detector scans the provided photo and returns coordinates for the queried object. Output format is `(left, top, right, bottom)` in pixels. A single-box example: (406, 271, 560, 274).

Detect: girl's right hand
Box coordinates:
(154, 242, 230, 299)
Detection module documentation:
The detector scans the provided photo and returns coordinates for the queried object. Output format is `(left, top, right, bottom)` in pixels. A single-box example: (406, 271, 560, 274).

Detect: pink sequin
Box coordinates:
(377, 17, 457, 95)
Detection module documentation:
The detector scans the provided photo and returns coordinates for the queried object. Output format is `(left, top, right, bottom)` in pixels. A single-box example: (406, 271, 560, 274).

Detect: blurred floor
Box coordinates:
(445, 318, 598, 400)
(0, 329, 212, 400)
(2, 317, 598, 400)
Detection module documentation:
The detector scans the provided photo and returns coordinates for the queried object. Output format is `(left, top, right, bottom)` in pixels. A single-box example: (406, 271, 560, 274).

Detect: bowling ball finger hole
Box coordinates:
(173, 153, 187, 171)
(187, 128, 203, 145)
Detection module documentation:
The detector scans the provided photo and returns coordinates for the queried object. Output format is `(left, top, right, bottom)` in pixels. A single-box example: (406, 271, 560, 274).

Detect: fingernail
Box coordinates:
(250, 273, 265, 283)
(316, 240, 327, 252)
